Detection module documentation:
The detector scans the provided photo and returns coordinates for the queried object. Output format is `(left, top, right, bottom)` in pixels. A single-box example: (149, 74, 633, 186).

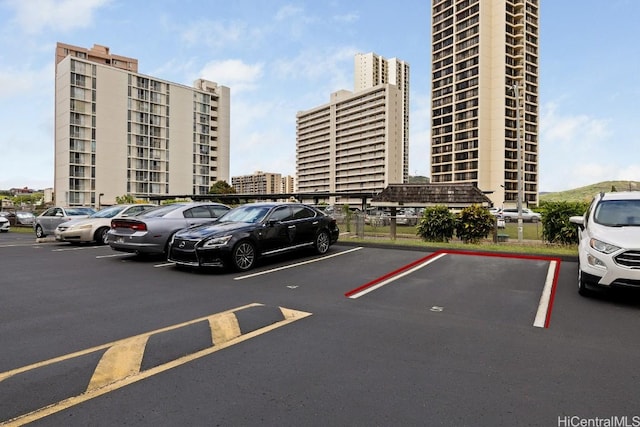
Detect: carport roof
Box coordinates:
(370, 183, 493, 208)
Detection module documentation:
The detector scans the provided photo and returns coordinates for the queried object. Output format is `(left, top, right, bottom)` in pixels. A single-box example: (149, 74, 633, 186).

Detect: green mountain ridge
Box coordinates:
(539, 180, 640, 203)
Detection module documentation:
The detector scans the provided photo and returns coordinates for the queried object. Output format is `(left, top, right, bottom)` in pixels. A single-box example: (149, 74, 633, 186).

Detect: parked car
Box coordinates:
(0, 211, 35, 226)
(34, 206, 96, 238)
(570, 191, 640, 296)
(55, 204, 154, 245)
(108, 202, 230, 256)
(167, 202, 340, 271)
(365, 211, 390, 227)
(500, 207, 541, 223)
(0, 215, 9, 232)
(395, 209, 419, 226)
(13, 211, 36, 226)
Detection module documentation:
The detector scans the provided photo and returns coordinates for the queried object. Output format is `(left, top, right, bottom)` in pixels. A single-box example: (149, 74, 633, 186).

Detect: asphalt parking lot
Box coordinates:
(1, 232, 639, 426)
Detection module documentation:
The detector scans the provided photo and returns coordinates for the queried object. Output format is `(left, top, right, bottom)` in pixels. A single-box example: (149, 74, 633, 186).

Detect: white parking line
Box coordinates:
(234, 247, 363, 280)
(347, 252, 447, 299)
(96, 253, 134, 259)
(154, 262, 175, 268)
(533, 260, 558, 328)
(53, 246, 106, 252)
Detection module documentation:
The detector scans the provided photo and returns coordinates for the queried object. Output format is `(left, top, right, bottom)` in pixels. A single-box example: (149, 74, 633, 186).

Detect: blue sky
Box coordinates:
(0, 0, 638, 193)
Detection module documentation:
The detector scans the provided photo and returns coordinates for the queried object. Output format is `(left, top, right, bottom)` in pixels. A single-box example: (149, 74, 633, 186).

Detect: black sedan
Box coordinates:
(167, 202, 340, 271)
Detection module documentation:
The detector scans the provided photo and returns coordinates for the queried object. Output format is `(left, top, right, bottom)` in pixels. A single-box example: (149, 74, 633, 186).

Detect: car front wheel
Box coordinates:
(315, 230, 330, 255)
(35, 225, 45, 238)
(231, 241, 256, 271)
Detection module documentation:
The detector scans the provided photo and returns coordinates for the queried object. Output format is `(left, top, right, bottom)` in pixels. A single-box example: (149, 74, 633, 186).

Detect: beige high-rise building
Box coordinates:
(430, 0, 539, 207)
(354, 53, 410, 183)
(281, 175, 295, 193)
(232, 171, 282, 195)
(296, 85, 404, 205)
(54, 43, 230, 207)
(296, 53, 407, 205)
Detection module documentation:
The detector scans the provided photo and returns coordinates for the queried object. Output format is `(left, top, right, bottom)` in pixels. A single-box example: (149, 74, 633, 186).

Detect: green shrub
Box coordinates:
(416, 205, 456, 242)
(455, 205, 495, 244)
(540, 201, 589, 244)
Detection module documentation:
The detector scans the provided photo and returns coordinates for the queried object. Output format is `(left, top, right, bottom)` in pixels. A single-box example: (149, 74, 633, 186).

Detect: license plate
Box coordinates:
(115, 236, 124, 243)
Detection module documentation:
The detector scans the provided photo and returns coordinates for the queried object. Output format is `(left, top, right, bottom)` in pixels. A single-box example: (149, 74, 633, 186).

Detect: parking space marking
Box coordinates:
(533, 260, 560, 328)
(0, 243, 45, 248)
(345, 251, 447, 299)
(154, 262, 175, 268)
(0, 303, 311, 426)
(234, 247, 363, 280)
(96, 253, 134, 259)
(52, 246, 105, 252)
(345, 249, 562, 329)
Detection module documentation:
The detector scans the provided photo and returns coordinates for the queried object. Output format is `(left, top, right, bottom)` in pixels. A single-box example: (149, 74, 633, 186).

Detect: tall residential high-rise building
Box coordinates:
(354, 53, 410, 183)
(430, 0, 539, 207)
(296, 85, 404, 206)
(296, 53, 407, 205)
(54, 43, 230, 207)
(232, 171, 282, 195)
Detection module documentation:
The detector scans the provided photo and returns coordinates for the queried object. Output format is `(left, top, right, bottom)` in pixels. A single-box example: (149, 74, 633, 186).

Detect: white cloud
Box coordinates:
(180, 19, 267, 50)
(275, 5, 304, 21)
(332, 12, 359, 23)
(540, 101, 611, 148)
(274, 46, 356, 85)
(5, 0, 111, 34)
(197, 59, 263, 93)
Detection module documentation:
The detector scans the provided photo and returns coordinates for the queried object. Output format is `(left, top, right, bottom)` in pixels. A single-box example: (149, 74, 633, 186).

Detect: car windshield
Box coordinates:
(138, 204, 184, 218)
(594, 200, 640, 226)
(67, 207, 95, 216)
(219, 205, 271, 224)
(90, 205, 126, 219)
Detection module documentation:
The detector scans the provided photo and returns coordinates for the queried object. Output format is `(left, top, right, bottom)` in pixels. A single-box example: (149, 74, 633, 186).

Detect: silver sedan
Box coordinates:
(55, 204, 154, 245)
(34, 206, 96, 238)
(107, 202, 230, 256)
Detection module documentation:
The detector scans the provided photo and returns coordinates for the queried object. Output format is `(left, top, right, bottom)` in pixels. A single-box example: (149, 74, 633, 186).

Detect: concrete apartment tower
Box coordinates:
(54, 43, 230, 207)
(430, 0, 539, 207)
(354, 53, 410, 183)
(296, 53, 407, 205)
(232, 171, 283, 195)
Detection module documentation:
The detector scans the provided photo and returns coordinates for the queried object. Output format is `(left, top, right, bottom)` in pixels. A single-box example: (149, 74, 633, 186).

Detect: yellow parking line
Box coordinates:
(0, 303, 312, 426)
(87, 335, 148, 391)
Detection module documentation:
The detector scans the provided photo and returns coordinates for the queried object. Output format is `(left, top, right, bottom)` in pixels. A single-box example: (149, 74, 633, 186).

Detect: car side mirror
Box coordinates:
(569, 215, 585, 231)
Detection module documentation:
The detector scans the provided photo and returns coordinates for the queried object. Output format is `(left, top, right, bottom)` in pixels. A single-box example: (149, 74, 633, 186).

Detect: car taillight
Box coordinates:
(111, 220, 147, 231)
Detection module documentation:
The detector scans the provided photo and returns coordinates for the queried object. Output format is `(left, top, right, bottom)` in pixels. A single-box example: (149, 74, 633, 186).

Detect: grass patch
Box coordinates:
(5, 226, 34, 234)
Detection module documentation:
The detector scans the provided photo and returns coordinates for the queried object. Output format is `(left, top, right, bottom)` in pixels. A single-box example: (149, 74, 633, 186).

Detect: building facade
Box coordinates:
(296, 53, 407, 205)
(354, 53, 410, 183)
(296, 85, 404, 205)
(430, 0, 539, 207)
(232, 171, 283, 195)
(54, 43, 230, 207)
(281, 175, 295, 193)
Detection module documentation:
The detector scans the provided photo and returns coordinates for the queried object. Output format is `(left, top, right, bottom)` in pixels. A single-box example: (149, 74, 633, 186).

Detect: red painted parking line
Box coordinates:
(345, 250, 448, 298)
(345, 249, 562, 329)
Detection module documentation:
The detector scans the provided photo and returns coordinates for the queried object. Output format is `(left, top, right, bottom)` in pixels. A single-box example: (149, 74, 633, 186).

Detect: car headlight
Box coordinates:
(202, 235, 232, 248)
(589, 238, 621, 254)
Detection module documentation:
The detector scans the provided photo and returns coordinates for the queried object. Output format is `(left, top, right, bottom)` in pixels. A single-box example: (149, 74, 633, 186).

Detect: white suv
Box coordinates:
(570, 191, 640, 295)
